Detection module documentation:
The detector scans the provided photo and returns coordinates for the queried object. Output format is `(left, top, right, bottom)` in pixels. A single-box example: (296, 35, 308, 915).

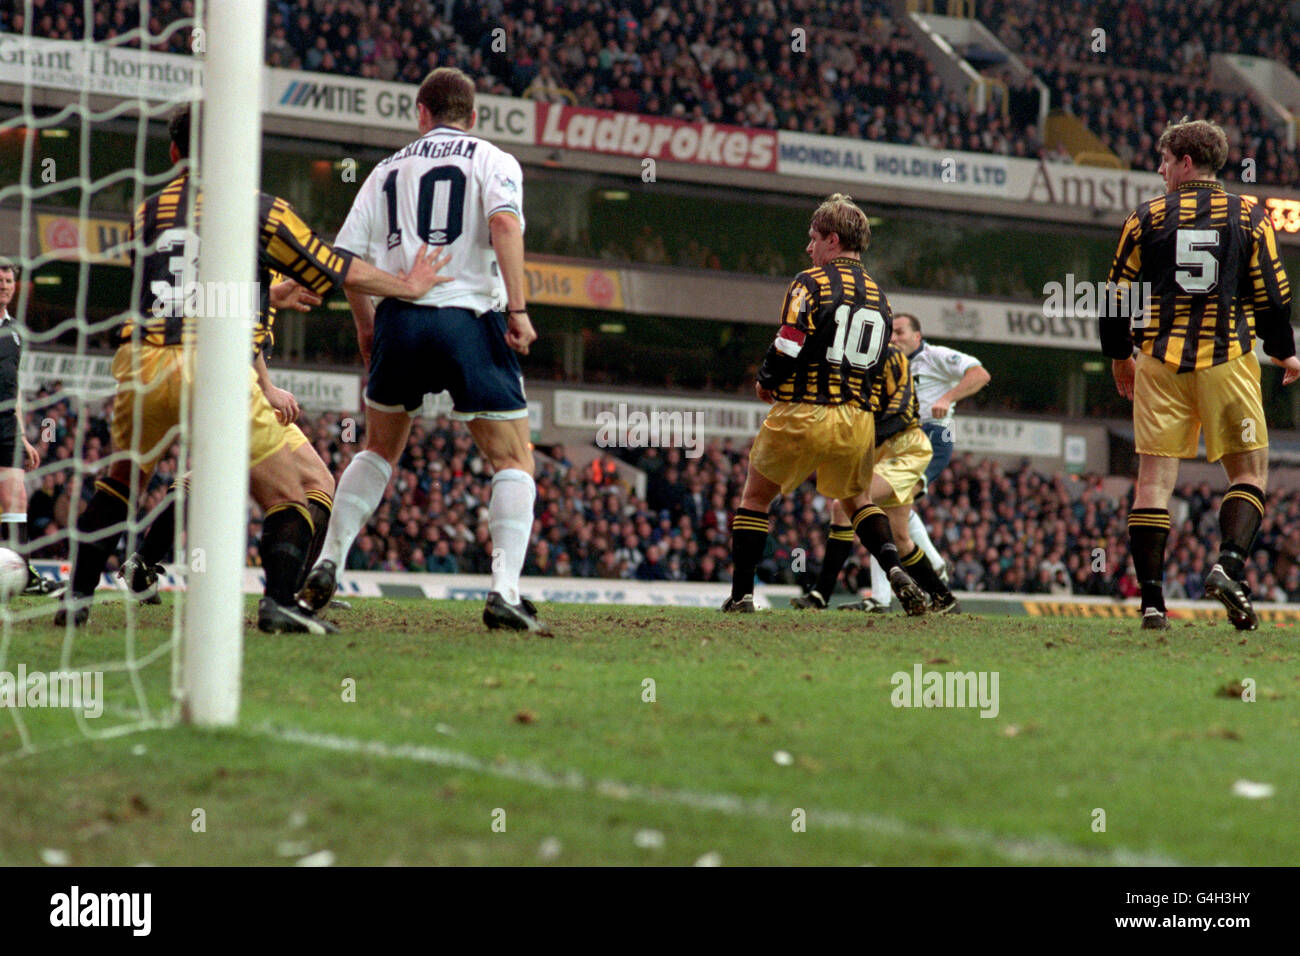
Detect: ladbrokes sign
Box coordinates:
(537, 104, 777, 171)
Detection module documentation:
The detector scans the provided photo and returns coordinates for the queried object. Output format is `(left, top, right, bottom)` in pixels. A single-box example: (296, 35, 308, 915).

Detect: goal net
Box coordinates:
(0, 0, 262, 761)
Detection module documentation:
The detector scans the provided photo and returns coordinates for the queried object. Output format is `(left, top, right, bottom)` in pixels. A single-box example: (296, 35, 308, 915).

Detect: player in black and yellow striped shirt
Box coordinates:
(763, 252, 891, 408)
(793, 344, 957, 612)
(119, 273, 338, 610)
(724, 194, 926, 615)
(1102, 118, 1300, 631)
(59, 106, 450, 630)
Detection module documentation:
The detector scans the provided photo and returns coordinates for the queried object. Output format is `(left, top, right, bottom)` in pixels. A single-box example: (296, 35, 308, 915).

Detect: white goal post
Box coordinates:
(180, 0, 267, 727)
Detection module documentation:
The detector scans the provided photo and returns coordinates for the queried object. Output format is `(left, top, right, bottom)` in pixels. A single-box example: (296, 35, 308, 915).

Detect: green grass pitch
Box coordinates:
(1, 597, 1296, 865)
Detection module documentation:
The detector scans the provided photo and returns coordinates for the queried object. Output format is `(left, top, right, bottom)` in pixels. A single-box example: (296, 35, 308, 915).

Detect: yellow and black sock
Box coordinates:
(729, 507, 770, 602)
(1218, 483, 1264, 580)
(1128, 507, 1170, 611)
(813, 524, 854, 600)
(70, 476, 132, 597)
(140, 476, 189, 567)
(851, 505, 900, 573)
(261, 502, 314, 606)
(301, 490, 334, 589)
(901, 545, 949, 600)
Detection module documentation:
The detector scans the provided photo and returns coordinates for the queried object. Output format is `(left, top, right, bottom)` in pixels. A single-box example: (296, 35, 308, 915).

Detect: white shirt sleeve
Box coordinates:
(933, 344, 982, 382)
(481, 150, 525, 233)
(334, 167, 382, 260)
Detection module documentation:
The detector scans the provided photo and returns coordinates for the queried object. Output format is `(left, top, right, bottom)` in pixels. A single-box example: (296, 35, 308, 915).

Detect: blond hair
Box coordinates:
(809, 193, 870, 253)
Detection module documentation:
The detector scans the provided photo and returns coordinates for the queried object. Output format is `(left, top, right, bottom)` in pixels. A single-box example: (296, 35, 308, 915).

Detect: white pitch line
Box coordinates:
(258, 725, 1185, 866)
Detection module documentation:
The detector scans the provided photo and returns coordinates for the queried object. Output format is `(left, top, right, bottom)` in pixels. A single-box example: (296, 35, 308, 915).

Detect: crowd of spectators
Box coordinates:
(274, 0, 1048, 158)
(0, 0, 194, 53)
(981, 0, 1300, 187)
(1039, 68, 1299, 188)
(982, 0, 1300, 77)
(17, 391, 1300, 606)
(4, 0, 1044, 160)
(10, 1, 1298, 187)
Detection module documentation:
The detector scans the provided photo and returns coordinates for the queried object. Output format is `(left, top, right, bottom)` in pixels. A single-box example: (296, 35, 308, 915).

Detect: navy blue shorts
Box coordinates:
(921, 421, 954, 485)
(367, 301, 527, 419)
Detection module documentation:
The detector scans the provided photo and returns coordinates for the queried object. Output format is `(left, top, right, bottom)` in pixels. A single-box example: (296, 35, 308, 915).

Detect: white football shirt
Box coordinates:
(334, 125, 525, 314)
(908, 341, 983, 424)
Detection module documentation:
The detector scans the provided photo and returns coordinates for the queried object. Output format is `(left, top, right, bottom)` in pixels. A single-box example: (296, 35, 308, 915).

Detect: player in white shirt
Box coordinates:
(866, 313, 990, 611)
(297, 67, 547, 633)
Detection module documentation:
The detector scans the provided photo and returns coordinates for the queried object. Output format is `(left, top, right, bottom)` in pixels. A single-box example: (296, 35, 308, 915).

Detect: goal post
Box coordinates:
(180, 0, 267, 727)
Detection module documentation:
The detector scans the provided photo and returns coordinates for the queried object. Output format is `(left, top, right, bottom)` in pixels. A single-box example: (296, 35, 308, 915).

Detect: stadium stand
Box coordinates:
(7, 0, 1296, 184)
(1036, 66, 1298, 186)
(0, 0, 192, 50)
(979, 0, 1300, 186)
(981, 0, 1300, 76)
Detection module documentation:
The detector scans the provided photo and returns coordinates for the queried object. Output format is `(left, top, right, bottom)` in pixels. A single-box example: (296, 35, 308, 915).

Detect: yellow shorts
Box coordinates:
(1134, 351, 1267, 462)
(286, 423, 309, 453)
(872, 425, 932, 508)
(111, 345, 304, 472)
(248, 369, 299, 468)
(110, 343, 190, 473)
(749, 401, 875, 499)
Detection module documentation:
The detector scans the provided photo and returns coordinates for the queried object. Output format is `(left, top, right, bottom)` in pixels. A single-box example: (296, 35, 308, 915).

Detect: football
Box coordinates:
(0, 547, 28, 601)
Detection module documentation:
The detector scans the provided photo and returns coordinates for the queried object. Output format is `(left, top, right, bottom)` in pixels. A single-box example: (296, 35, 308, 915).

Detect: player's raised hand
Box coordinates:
(1111, 357, 1136, 400)
(269, 279, 322, 313)
(400, 246, 454, 298)
(505, 309, 537, 355)
(1271, 355, 1300, 386)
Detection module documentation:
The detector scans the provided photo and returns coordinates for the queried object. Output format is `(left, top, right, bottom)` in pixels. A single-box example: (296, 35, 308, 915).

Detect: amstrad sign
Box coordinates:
(1025, 162, 1166, 214)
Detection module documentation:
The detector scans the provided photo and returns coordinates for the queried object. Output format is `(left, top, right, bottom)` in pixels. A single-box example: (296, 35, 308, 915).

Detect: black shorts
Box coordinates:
(366, 301, 527, 420)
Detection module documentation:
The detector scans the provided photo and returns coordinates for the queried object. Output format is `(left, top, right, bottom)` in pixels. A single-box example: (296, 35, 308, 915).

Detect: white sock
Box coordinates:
(489, 468, 535, 605)
(1, 513, 25, 553)
(908, 509, 942, 568)
(869, 555, 891, 608)
(318, 450, 391, 569)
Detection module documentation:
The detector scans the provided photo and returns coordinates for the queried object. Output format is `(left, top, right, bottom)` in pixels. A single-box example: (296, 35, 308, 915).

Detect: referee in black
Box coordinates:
(0, 257, 60, 594)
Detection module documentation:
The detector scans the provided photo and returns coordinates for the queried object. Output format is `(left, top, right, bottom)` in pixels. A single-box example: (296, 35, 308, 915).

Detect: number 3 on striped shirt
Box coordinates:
(825, 305, 886, 369)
